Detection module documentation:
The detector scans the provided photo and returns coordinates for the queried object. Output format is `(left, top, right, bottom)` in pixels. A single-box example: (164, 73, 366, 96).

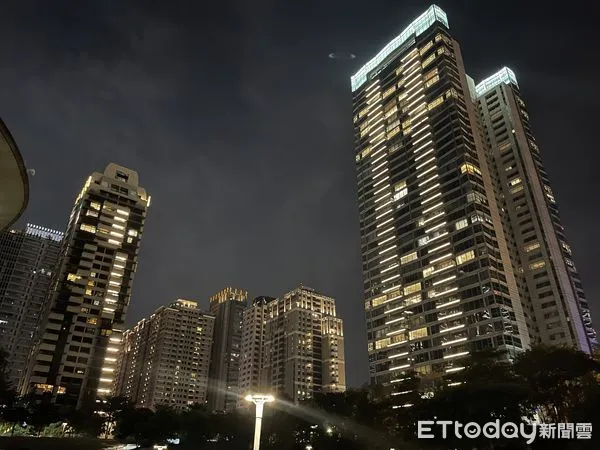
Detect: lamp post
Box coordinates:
(245, 394, 274, 450)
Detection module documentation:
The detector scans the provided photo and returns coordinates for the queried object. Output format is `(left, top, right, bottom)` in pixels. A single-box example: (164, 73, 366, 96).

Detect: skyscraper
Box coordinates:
(238, 296, 276, 406)
(260, 285, 346, 403)
(352, 5, 530, 389)
(471, 68, 596, 352)
(352, 5, 596, 393)
(0, 224, 63, 388)
(22, 163, 150, 409)
(114, 299, 215, 411)
(208, 287, 247, 412)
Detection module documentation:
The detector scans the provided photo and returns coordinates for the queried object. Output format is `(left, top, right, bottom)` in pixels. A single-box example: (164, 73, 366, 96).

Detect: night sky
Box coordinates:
(1, 0, 597, 388)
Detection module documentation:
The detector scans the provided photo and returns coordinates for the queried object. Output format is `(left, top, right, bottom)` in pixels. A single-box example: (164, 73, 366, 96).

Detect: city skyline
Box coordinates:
(1, 1, 598, 388)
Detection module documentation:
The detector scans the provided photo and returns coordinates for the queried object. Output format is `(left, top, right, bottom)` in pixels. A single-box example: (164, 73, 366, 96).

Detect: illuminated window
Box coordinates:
(405, 294, 421, 306)
(80, 224, 96, 233)
(424, 68, 438, 81)
(524, 242, 540, 253)
(90, 201, 101, 210)
(561, 242, 572, 254)
(87, 318, 98, 325)
(428, 96, 444, 111)
(510, 185, 524, 194)
(387, 126, 400, 139)
(529, 261, 546, 271)
(425, 75, 440, 88)
(127, 229, 138, 237)
(423, 266, 434, 278)
(81, 307, 89, 313)
(456, 250, 475, 265)
(460, 163, 481, 175)
(85, 289, 93, 296)
(544, 185, 556, 203)
(508, 177, 522, 187)
(67, 273, 81, 282)
(422, 53, 436, 68)
(401, 252, 418, 265)
(394, 181, 408, 201)
(358, 107, 369, 118)
(372, 295, 387, 307)
(404, 282, 422, 295)
(86, 210, 99, 217)
(418, 236, 430, 247)
(445, 88, 458, 99)
(382, 86, 396, 99)
(375, 338, 390, 349)
(409, 327, 428, 340)
(455, 219, 468, 230)
(385, 106, 398, 118)
(420, 41, 434, 55)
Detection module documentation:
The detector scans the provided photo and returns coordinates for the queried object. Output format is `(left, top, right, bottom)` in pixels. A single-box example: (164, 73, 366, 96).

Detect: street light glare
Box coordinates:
(245, 393, 275, 403)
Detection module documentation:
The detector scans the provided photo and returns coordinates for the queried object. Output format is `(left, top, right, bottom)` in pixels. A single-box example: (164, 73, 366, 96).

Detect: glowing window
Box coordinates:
(456, 250, 475, 265)
(401, 252, 418, 264)
(404, 282, 422, 295)
(529, 261, 546, 271)
(80, 224, 96, 233)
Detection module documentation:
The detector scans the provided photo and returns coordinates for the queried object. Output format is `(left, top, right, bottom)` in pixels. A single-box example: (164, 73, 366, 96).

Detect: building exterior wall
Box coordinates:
(22, 163, 150, 409)
(0, 224, 63, 389)
(208, 287, 247, 412)
(115, 300, 215, 411)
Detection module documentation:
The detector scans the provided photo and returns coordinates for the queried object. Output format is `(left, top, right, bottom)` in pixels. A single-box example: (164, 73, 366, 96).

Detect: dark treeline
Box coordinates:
(1, 346, 599, 449)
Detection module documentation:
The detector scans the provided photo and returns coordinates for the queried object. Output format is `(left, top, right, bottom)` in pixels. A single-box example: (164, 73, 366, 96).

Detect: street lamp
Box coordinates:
(245, 393, 275, 450)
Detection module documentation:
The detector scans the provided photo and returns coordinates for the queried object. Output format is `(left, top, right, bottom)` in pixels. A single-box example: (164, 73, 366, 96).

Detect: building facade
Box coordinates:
(471, 68, 596, 352)
(114, 299, 215, 411)
(238, 296, 276, 406)
(261, 286, 346, 403)
(352, 5, 530, 390)
(352, 5, 596, 394)
(22, 163, 150, 408)
(0, 224, 63, 388)
(208, 287, 247, 412)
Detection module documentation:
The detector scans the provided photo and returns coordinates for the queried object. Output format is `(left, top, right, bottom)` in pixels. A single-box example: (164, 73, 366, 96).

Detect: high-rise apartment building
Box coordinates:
(22, 163, 150, 408)
(114, 299, 215, 411)
(352, 5, 595, 392)
(260, 286, 346, 403)
(352, 5, 530, 389)
(208, 287, 247, 412)
(0, 224, 63, 388)
(471, 68, 596, 352)
(238, 296, 276, 406)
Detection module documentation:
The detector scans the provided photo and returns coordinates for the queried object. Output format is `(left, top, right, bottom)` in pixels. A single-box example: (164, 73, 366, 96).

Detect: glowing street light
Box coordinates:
(245, 394, 275, 450)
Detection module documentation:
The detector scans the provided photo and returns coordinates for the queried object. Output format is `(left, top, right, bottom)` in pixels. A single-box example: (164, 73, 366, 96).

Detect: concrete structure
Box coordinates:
(352, 5, 530, 392)
(0, 224, 63, 389)
(259, 285, 346, 403)
(471, 68, 596, 352)
(208, 287, 247, 412)
(238, 296, 276, 406)
(0, 117, 28, 232)
(114, 299, 215, 411)
(22, 163, 150, 408)
(352, 5, 597, 397)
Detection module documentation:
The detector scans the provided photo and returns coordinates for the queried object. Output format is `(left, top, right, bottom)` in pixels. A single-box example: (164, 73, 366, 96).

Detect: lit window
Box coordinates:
(409, 327, 428, 340)
(445, 88, 458, 99)
(423, 266, 434, 278)
(428, 96, 444, 111)
(86, 210, 99, 218)
(422, 53, 436, 68)
(67, 273, 81, 282)
(385, 106, 398, 118)
(418, 236, 430, 247)
(510, 185, 524, 195)
(387, 126, 400, 139)
(425, 75, 440, 88)
(372, 295, 387, 307)
(90, 201, 101, 211)
(375, 338, 390, 349)
(401, 252, 417, 265)
(508, 177, 522, 187)
(404, 282, 422, 296)
(419, 40, 434, 55)
(455, 219, 468, 231)
(127, 229, 138, 237)
(382, 86, 396, 99)
(424, 68, 438, 82)
(358, 107, 369, 118)
(80, 224, 96, 233)
(460, 163, 481, 175)
(87, 318, 98, 325)
(561, 242, 572, 254)
(404, 294, 421, 306)
(394, 181, 408, 201)
(85, 289, 93, 296)
(524, 242, 540, 253)
(456, 250, 475, 265)
(529, 261, 546, 271)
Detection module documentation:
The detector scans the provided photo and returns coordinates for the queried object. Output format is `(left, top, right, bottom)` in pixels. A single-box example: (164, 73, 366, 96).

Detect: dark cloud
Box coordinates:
(1, 0, 598, 387)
